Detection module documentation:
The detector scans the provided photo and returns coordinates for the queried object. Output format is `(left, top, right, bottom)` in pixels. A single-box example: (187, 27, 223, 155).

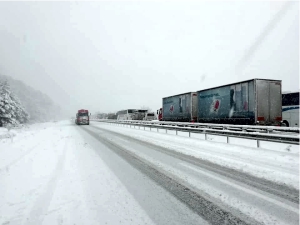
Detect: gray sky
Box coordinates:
(0, 1, 298, 116)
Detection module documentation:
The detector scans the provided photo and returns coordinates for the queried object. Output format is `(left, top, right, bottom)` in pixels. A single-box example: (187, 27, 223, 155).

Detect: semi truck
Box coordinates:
(197, 79, 282, 125)
(159, 92, 198, 122)
(132, 109, 148, 120)
(75, 109, 90, 125)
(143, 112, 156, 121)
(157, 79, 283, 126)
(157, 108, 163, 121)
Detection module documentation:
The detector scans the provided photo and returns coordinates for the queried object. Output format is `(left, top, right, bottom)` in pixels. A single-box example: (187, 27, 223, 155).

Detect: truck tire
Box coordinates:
(282, 120, 289, 127)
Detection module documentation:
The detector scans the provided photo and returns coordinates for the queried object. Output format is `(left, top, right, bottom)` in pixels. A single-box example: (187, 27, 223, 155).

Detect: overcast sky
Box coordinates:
(0, 1, 298, 116)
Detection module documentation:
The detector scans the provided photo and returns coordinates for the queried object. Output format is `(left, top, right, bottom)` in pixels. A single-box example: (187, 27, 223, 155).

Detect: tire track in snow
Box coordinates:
(81, 126, 256, 225)
(0, 144, 40, 173)
(23, 139, 69, 225)
(90, 124, 299, 204)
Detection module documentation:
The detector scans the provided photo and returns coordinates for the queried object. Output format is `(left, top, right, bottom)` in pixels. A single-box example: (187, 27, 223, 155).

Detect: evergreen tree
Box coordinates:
(0, 74, 61, 123)
(0, 79, 29, 127)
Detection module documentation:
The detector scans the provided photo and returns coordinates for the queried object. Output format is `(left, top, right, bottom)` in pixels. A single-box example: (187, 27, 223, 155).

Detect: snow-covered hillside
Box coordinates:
(0, 75, 61, 124)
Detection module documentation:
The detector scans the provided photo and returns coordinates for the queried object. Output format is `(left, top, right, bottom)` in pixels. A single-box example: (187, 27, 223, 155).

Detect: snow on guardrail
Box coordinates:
(91, 119, 299, 133)
(90, 119, 299, 146)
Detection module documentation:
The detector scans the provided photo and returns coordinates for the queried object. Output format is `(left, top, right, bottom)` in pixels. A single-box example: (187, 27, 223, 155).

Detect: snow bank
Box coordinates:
(0, 127, 8, 137)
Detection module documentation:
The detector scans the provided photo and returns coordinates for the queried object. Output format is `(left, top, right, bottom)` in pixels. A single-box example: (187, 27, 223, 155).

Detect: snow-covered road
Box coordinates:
(0, 120, 299, 225)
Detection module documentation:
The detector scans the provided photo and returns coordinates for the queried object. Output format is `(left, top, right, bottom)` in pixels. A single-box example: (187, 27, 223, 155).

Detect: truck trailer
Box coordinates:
(161, 92, 198, 122)
(197, 79, 282, 125)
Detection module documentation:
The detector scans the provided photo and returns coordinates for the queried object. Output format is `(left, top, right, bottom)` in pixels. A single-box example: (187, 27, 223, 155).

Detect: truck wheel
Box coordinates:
(282, 120, 289, 127)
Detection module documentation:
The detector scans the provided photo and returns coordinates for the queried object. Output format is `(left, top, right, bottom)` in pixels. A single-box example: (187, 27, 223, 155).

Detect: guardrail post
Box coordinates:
(144, 126, 145, 130)
(157, 128, 158, 132)
(267, 129, 273, 134)
(176, 130, 178, 135)
(205, 133, 207, 140)
(227, 136, 229, 144)
(257, 140, 260, 148)
(150, 127, 151, 131)
(166, 129, 167, 134)
(189, 132, 191, 137)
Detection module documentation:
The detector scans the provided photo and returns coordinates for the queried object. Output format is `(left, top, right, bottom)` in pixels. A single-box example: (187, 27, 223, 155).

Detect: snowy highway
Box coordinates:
(0, 120, 299, 225)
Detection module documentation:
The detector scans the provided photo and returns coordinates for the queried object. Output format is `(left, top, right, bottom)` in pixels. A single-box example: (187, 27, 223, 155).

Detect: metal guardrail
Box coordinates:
(90, 119, 299, 146)
(91, 119, 300, 133)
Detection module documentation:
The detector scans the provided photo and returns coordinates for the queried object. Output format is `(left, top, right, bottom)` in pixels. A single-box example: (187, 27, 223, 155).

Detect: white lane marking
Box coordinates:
(180, 162, 299, 214)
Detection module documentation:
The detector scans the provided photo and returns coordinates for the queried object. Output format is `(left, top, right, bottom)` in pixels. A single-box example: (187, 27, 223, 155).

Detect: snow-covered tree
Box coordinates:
(0, 79, 29, 127)
(0, 74, 62, 123)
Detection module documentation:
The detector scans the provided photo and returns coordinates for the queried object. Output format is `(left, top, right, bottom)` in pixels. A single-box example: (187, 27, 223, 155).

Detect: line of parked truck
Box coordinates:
(82, 78, 298, 127)
(157, 78, 284, 126)
(116, 109, 156, 121)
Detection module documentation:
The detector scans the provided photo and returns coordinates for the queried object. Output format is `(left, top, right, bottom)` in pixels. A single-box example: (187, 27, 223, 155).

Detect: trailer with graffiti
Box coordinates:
(161, 92, 198, 122)
(197, 79, 282, 125)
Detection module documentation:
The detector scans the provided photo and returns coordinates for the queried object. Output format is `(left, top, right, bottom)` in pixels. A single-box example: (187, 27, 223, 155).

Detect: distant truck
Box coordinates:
(143, 112, 156, 121)
(160, 92, 198, 122)
(132, 109, 148, 120)
(75, 109, 90, 125)
(107, 113, 118, 119)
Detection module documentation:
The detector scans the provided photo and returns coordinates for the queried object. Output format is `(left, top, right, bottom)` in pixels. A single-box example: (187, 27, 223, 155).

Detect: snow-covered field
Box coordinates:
(95, 122, 299, 189)
(0, 121, 154, 225)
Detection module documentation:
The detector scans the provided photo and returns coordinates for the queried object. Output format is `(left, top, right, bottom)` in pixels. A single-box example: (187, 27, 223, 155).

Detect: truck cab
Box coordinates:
(75, 109, 90, 125)
(143, 112, 155, 121)
(157, 108, 163, 121)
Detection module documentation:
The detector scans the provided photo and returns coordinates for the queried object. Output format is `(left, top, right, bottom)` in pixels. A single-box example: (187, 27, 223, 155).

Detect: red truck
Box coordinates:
(75, 109, 90, 125)
(157, 108, 163, 121)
